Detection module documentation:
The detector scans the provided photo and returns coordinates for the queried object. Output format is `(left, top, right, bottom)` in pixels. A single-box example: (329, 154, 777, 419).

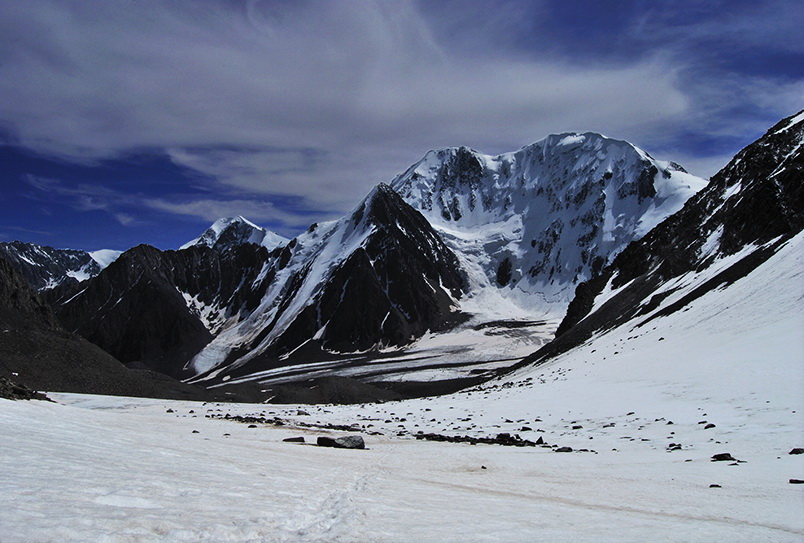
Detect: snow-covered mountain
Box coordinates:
(519, 109, 803, 369)
(392, 133, 707, 316)
(0, 241, 121, 291)
(186, 184, 466, 383)
(180, 215, 288, 251)
(45, 185, 465, 383)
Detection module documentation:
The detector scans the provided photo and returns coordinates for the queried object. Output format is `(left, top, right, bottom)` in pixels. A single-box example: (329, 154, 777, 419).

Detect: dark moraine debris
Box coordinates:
(415, 432, 541, 447)
(0, 376, 51, 401)
(283, 436, 305, 443)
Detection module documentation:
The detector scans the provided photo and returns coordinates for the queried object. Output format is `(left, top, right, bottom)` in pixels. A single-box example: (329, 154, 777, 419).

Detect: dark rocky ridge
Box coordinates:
(0, 254, 222, 400)
(277, 184, 465, 354)
(45, 243, 279, 378)
(0, 241, 101, 291)
(510, 110, 804, 371)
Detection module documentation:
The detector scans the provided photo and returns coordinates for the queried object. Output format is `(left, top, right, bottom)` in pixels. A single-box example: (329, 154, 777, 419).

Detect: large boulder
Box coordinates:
(316, 435, 366, 450)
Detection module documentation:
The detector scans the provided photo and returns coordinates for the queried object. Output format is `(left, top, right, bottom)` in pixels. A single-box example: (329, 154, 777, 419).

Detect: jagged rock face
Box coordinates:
(0, 241, 102, 291)
(46, 243, 279, 377)
(0, 256, 59, 330)
(522, 111, 803, 367)
(392, 134, 707, 313)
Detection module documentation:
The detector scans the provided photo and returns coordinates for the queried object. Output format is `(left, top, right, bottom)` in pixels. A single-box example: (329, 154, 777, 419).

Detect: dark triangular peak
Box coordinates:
(517, 111, 803, 368)
(266, 183, 467, 357)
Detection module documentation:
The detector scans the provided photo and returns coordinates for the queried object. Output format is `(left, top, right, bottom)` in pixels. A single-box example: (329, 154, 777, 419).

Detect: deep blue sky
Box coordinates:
(1, 0, 802, 251)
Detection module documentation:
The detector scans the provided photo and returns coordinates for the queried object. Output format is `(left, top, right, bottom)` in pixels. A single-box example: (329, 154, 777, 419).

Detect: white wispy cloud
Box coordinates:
(1, 0, 800, 220)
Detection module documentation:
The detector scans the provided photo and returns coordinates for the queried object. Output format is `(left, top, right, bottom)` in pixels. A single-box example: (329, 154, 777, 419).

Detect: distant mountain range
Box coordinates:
(1, 111, 801, 401)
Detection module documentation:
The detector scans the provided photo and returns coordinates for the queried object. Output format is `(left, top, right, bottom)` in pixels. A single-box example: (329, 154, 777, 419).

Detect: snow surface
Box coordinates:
(2, 233, 802, 542)
(180, 216, 289, 251)
(89, 249, 123, 269)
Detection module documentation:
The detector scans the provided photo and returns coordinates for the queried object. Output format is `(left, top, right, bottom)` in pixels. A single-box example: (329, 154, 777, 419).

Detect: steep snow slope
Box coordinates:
(180, 215, 288, 251)
(392, 134, 707, 316)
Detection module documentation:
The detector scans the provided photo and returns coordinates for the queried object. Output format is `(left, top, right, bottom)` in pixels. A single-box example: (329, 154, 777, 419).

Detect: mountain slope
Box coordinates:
(46, 185, 466, 387)
(180, 215, 288, 251)
(45, 243, 279, 378)
(0, 255, 214, 399)
(0, 241, 120, 291)
(517, 109, 803, 369)
(188, 184, 466, 383)
(392, 133, 707, 316)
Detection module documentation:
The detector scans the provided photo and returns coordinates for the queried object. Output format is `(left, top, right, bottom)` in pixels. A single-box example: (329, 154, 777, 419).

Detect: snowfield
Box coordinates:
(1, 236, 802, 542)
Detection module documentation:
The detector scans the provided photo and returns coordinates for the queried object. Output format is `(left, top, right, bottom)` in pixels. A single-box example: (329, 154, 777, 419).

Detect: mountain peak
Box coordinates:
(391, 132, 708, 314)
(181, 216, 288, 251)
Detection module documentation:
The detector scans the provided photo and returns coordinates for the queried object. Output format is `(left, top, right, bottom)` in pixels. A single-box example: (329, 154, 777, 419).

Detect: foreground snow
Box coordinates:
(1, 237, 802, 542)
(2, 389, 801, 543)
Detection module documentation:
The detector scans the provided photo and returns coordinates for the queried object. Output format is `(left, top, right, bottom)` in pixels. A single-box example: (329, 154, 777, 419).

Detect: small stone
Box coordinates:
(283, 436, 305, 443)
(709, 484, 721, 488)
(788, 448, 804, 455)
(704, 423, 716, 429)
(247, 424, 257, 428)
(192, 430, 199, 434)
(554, 446, 573, 453)
(789, 479, 804, 484)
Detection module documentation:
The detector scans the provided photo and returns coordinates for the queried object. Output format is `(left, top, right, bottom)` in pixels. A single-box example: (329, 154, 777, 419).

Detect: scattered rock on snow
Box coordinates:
(317, 435, 365, 449)
(283, 436, 305, 443)
(789, 448, 804, 455)
(711, 453, 738, 462)
(789, 479, 804, 484)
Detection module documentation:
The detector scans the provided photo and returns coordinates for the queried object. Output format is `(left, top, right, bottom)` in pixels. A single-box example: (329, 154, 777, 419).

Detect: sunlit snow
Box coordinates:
(2, 233, 801, 543)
